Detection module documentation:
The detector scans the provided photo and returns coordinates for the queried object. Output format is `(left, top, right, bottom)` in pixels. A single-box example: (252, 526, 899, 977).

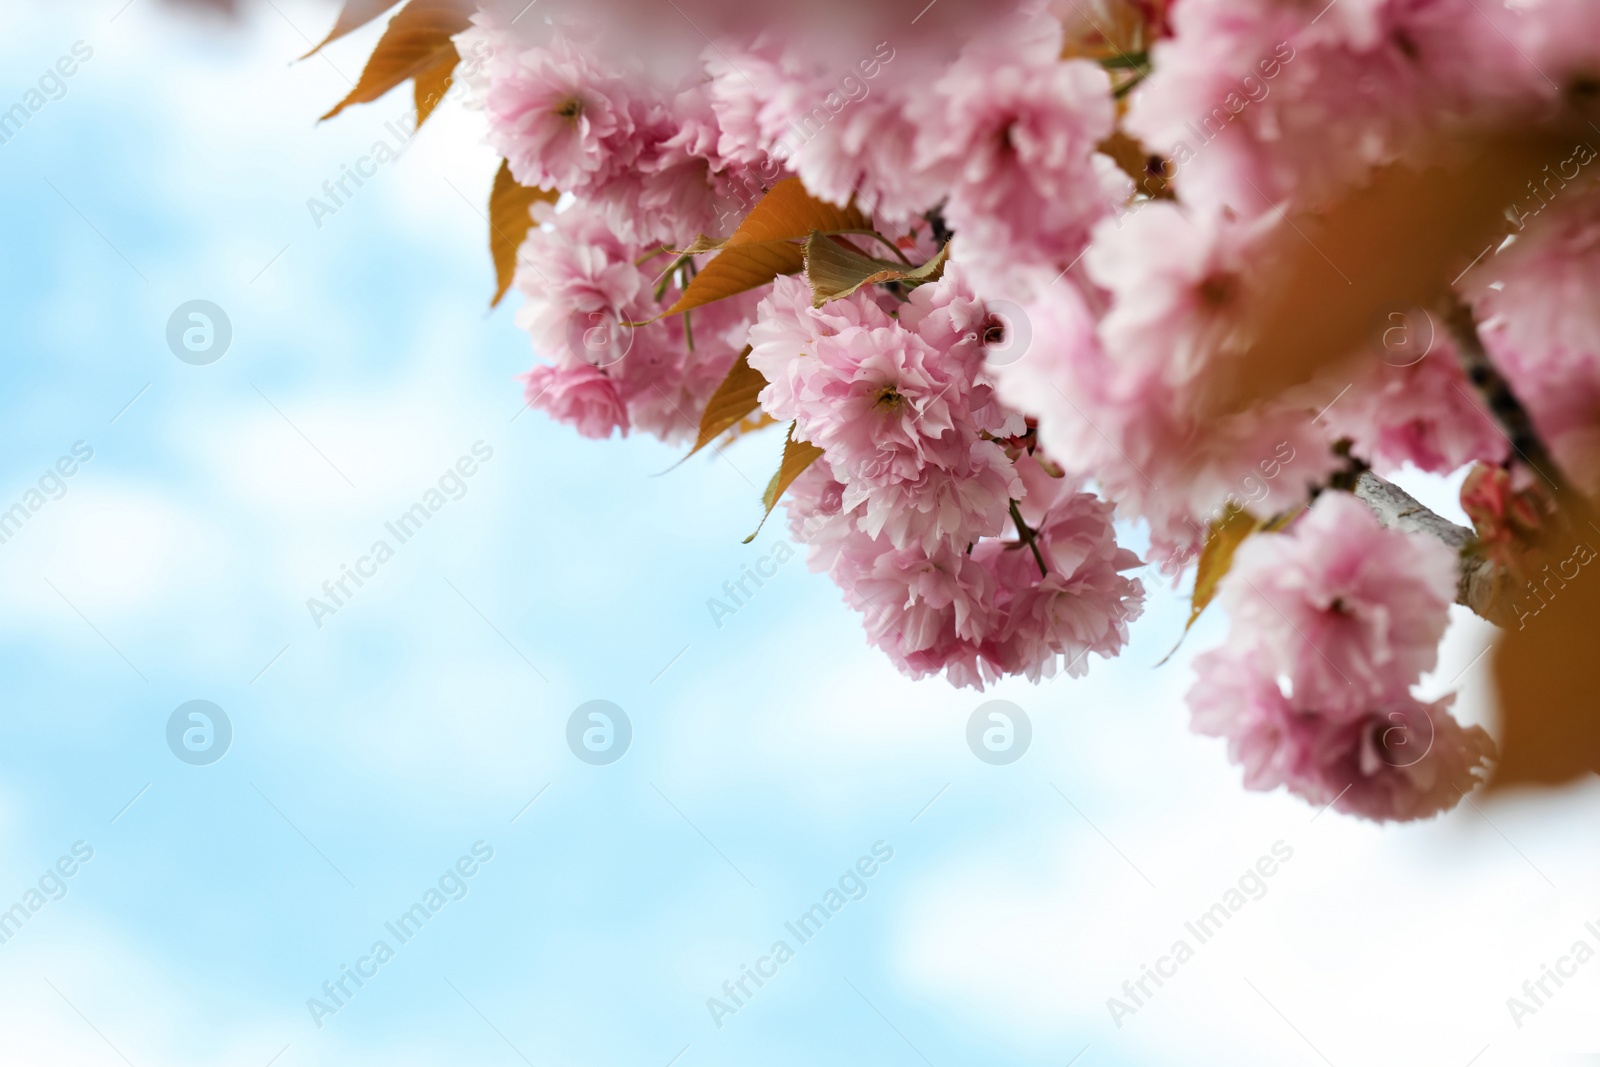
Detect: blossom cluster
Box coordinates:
(513, 200, 759, 443)
(443, 0, 1600, 818)
(465, 6, 1150, 689)
(759, 267, 1145, 688)
(1188, 493, 1495, 821)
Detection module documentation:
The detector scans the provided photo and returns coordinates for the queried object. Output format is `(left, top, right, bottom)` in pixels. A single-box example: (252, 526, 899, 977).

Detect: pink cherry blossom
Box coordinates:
(1467, 184, 1600, 491)
(1501, 0, 1600, 113)
(443, 0, 1589, 822)
(748, 267, 1028, 554)
(481, 32, 639, 194)
(746, 274, 897, 423)
(784, 461, 1143, 689)
(1316, 333, 1508, 477)
(1086, 201, 1276, 386)
(912, 12, 1124, 297)
(990, 272, 1333, 571)
(513, 201, 754, 444)
(974, 492, 1146, 683)
(791, 312, 1020, 552)
(1188, 645, 1495, 821)
(1214, 490, 1457, 718)
(1124, 0, 1527, 216)
(520, 362, 629, 439)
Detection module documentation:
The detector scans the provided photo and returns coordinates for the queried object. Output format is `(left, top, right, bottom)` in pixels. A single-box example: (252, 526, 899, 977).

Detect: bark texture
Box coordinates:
(1352, 470, 1501, 623)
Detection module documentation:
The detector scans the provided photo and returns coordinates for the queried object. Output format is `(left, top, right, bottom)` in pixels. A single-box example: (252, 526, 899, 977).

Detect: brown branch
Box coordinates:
(1441, 295, 1574, 502)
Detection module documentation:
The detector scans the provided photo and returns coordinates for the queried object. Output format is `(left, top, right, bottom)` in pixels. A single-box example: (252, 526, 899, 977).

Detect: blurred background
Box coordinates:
(2, 2, 1599, 1064)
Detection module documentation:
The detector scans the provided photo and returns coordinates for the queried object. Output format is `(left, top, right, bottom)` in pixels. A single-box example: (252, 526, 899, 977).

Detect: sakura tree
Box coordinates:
(312, 0, 1600, 821)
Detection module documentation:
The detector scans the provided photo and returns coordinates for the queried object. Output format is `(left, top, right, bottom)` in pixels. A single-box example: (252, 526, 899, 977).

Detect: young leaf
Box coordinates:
(652, 178, 871, 320)
(729, 412, 778, 437)
(489, 160, 559, 308)
(709, 177, 871, 252)
(301, 0, 405, 59)
(803, 233, 948, 307)
(1157, 506, 1262, 665)
(1191, 507, 1264, 617)
(658, 242, 807, 320)
(412, 43, 458, 128)
(320, 0, 474, 123)
(686, 347, 766, 459)
(744, 425, 824, 543)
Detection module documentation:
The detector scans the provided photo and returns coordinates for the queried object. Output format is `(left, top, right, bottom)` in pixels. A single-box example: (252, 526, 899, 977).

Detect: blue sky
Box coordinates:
(2, 3, 1600, 1065)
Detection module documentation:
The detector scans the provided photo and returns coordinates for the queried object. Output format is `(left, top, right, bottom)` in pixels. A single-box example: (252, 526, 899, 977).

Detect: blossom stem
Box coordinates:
(1009, 499, 1048, 578)
(634, 246, 674, 267)
(653, 252, 692, 301)
(1099, 51, 1150, 70)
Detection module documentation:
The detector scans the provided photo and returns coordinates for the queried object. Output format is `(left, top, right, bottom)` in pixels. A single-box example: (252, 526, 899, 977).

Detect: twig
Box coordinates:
(1352, 471, 1501, 624)
(1009, 500, 1048, 578)
(1441, 294, 1572, 501)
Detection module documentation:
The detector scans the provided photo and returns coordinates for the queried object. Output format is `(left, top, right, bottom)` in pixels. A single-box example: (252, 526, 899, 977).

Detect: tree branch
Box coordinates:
(1442, 295, 1574, 502)
(1352, 470, 1501, 624)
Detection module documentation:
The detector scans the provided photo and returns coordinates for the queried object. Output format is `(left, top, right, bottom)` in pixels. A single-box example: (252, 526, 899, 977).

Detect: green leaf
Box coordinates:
(744, 424, 824, 543)
(803, 233, 949, 307)
(648, 178, 871, 321)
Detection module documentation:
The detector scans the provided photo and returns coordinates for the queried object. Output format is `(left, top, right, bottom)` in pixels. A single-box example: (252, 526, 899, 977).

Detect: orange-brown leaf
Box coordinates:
(718, 177, 872, 251)
(489, 160, 558, 308)
(687, 348, 766, 459)
(301, 0, 404, 58)
(1199, 130, 1566, 423)
(320, 0, 474, 123)
(412, 43, 458, 129)
(1189, 508, 1263, 624)
(656, 177, 871, 319)
(744, 425, 824, 543)
(1157, 506, 1263, 665)
(662, 243, 807, 320)
(727, 412, 778, 438)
